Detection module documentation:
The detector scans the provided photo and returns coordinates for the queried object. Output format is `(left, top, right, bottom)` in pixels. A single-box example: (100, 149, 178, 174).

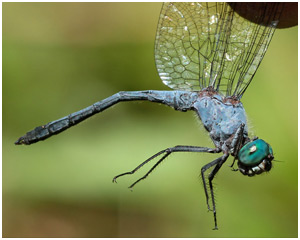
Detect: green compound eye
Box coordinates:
(238, 139, 273, 166)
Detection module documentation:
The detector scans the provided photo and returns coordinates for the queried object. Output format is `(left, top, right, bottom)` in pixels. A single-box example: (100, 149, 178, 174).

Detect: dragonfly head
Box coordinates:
(237, 139, 274, 176)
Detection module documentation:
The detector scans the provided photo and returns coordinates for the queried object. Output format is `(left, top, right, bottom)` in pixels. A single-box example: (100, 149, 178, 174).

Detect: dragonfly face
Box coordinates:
(237, 139, 274, 176)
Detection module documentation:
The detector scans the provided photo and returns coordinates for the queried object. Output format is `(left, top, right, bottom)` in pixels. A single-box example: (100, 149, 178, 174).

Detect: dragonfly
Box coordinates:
(15, 3, 283, 229)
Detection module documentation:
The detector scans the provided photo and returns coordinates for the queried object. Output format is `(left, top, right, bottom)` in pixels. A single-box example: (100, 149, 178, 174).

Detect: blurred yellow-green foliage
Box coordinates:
(3, 2, 298, 238)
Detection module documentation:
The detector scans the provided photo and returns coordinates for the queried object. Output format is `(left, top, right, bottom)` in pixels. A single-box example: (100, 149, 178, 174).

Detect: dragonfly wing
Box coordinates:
(155, 3, 282, 98)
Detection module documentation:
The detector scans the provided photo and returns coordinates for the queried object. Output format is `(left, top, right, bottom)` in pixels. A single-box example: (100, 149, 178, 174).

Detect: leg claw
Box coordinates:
(112, 177, 118, 183)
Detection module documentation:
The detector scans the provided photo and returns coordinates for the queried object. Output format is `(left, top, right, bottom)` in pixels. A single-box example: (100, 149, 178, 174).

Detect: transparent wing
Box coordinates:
(154, 2, 282, 98)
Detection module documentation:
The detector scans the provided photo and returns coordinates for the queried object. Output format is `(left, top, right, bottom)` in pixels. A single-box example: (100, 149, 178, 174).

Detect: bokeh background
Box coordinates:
(3, 2, 297, 238)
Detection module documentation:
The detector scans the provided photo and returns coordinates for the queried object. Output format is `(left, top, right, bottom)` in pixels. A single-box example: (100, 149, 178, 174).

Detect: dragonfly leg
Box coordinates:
(229, 123, 248, 168)
(112, 145, 220, 188)
(112, 149, 167, 183)
(128, 149, 172, 189)
(200, 158, 220, 211)
(207, 153, 229, 230)
(230, 123, 245, 155)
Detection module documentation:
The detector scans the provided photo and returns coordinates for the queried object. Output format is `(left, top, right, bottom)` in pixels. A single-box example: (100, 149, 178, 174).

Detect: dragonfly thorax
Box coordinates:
(193, 88, 248, 149)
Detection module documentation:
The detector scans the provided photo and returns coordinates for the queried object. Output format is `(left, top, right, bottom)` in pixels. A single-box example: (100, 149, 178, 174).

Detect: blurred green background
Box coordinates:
(3, 2, 298, 238)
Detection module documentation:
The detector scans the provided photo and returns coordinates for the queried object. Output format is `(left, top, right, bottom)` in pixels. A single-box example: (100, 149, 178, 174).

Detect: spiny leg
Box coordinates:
(230, 123, 246, 168)
(128, 146, 221, 189)
(128, 150, 171, 189)
(113, 145, 221, 188)
(200, 158, 221, 211)
(112, 149, 167, 183)
(208, 153, 229, 230)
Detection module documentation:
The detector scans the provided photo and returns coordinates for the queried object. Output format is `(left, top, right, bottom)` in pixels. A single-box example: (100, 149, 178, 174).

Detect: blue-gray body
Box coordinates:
(16, 88, 248, 153)
(194, 89, 248, 149)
